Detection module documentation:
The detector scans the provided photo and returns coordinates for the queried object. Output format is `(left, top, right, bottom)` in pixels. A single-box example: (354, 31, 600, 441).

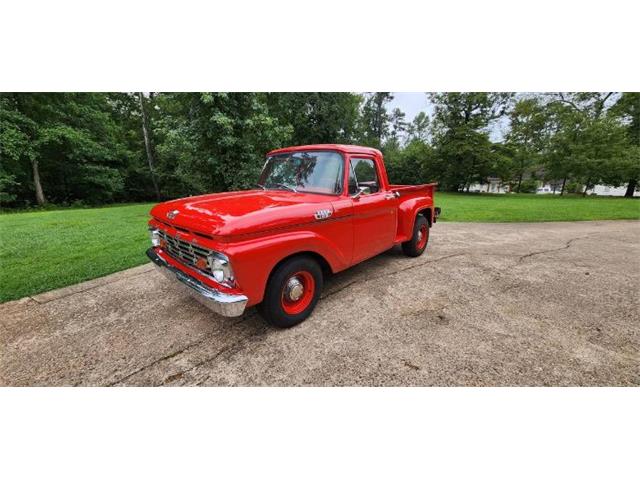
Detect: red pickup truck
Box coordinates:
(147, 144, 439, 327)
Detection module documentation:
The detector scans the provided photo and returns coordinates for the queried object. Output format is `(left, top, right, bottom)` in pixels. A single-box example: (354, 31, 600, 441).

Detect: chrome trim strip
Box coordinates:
(146, 248, 248, 317)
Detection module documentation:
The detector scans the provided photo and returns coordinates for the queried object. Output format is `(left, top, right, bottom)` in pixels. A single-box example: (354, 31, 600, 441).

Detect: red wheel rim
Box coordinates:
(417, 224, 428, 250)
(281, 271, 315, 315)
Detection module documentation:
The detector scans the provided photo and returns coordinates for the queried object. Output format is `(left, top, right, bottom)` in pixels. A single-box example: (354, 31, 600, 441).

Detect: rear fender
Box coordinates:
(396, 197, 433, 242)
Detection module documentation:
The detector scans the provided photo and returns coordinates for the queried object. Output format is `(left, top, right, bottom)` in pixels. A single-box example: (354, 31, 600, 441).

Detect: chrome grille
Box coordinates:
(157, 229, 212, 274)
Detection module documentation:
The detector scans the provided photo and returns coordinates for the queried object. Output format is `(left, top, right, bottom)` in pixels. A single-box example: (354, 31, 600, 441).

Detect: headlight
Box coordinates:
(149, 228, 161, 247)
(210, 253, 235, 286)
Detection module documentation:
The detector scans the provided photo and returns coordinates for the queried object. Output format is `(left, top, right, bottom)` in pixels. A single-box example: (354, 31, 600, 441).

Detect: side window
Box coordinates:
(350, 158, 379, 194)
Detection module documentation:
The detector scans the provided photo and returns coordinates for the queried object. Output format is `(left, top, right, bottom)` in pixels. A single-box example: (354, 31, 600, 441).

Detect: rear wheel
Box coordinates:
(402, 215, 429, 257)
(258, 256, 323, 328)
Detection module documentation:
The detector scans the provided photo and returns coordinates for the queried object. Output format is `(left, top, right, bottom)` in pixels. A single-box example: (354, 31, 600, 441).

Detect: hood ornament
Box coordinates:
(167, 209, 179, 220)
(314, 209, 332, 220)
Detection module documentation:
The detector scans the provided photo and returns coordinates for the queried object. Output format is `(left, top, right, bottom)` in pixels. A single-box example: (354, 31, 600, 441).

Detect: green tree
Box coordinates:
(0, 96, 37, 204)
(265, 93, 361, 146)
(610, 92, 640, 197)
(358, 92, 394, 149)
(430, 92, 512, 191)
(105, 92, 159, 202)
(0, 93, 132, 206)
(407, 111, 430, 143)
(385, 139, 437, 185)
(153, 93, 292, 196)
(387, 108, 407, 146)
(542, 101, 579, 194)
(137, 92, 161, 200)
(505, 97, 548, 192)
(548, 93, 629, 196)
(489, 142, 517, 191)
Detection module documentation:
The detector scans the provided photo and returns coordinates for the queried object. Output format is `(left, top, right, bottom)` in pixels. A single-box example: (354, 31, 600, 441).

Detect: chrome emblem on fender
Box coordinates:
(167, 209, 179, 220)
(314, 209, 332, 220)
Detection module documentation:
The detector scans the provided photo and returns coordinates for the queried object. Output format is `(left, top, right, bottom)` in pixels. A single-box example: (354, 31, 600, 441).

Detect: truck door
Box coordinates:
(349, 156, 397, 263)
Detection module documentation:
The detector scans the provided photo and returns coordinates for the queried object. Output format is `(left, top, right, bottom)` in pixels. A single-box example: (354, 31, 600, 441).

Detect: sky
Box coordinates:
(388, 92, 433, 122)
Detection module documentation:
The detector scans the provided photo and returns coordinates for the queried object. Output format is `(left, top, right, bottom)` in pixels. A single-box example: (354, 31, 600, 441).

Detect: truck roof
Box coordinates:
(267, 144, 382, 157)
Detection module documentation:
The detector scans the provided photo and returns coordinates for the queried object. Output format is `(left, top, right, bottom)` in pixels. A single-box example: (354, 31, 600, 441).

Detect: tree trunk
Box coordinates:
(624, 178, 637, 197)
(516, 173, 523, 193)
(138, 92, 161, 201)
(582, 178, 591, 197)
(560, 177, 567, 196)
(31, 159, 46, 205)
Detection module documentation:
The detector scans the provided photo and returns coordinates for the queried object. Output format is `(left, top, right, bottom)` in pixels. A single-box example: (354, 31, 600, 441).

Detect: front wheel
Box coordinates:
(402, 215, 429, 257)
(258, 256, 323, 328)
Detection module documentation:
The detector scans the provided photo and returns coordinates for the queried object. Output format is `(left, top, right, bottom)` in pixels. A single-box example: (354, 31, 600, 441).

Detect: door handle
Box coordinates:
(385, 192, 398, 200)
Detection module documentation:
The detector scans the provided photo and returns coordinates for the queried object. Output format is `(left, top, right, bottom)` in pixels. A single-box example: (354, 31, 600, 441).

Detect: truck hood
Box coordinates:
(150, 190, 339, 237)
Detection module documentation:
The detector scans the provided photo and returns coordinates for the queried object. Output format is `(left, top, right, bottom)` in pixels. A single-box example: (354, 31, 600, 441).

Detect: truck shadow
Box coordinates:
(320, 245, 404, 300)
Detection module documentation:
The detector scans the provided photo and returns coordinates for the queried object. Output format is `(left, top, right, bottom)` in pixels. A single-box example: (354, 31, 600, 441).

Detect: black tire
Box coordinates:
(258, 255, 323, 328)
(401, 215, 429, 257)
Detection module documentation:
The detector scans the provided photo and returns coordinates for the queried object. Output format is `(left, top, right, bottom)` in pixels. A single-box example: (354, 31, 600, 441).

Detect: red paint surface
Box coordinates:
(281, 271, 315, 315)
(149, 145, 436, 307)
(417, 223, 428, 250)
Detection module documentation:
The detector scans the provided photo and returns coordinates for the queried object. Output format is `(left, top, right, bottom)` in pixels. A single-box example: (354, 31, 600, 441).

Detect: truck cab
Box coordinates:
(147, 144, 438, 327)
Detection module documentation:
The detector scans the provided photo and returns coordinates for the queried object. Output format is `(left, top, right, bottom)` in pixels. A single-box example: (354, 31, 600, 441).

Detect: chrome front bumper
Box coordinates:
(146, 248, 248, 317)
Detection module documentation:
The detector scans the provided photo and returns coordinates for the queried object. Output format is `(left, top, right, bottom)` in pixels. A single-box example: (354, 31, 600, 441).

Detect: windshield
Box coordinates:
(258, 151, 344, 195)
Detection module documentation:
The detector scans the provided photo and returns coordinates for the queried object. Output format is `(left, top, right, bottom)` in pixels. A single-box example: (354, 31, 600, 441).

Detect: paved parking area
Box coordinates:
(1, 221, 638, 386)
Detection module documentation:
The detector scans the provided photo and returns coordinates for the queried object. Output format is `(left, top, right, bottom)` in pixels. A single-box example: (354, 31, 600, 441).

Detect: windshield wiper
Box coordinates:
(253, 183, 266, 190)
(274, 183, 298, 193)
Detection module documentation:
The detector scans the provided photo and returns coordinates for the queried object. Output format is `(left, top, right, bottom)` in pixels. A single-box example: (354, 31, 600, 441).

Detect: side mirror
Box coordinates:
(351, 186, 371, 199)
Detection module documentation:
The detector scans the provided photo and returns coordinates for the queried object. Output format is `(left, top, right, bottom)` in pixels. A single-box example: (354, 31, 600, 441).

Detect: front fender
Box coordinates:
(227, 223, 352, 306)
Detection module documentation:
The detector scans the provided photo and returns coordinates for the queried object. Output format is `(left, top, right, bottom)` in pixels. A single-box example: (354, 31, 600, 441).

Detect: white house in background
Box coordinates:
(466, 179, 638, 196)
(536, 182, 639, 196)
(536, 183, 562, 194)
(585, 184, 639, 197)
(467, 177, 510, 194)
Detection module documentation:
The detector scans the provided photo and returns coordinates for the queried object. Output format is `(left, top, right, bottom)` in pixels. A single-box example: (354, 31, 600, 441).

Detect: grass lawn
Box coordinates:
(437, 192, 640, 222)
(1, 203, 154, 302)
(1, 194, 638, 302)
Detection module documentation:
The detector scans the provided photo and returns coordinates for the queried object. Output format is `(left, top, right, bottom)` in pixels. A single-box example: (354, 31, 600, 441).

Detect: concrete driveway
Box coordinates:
(1, 221, 638, 386)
